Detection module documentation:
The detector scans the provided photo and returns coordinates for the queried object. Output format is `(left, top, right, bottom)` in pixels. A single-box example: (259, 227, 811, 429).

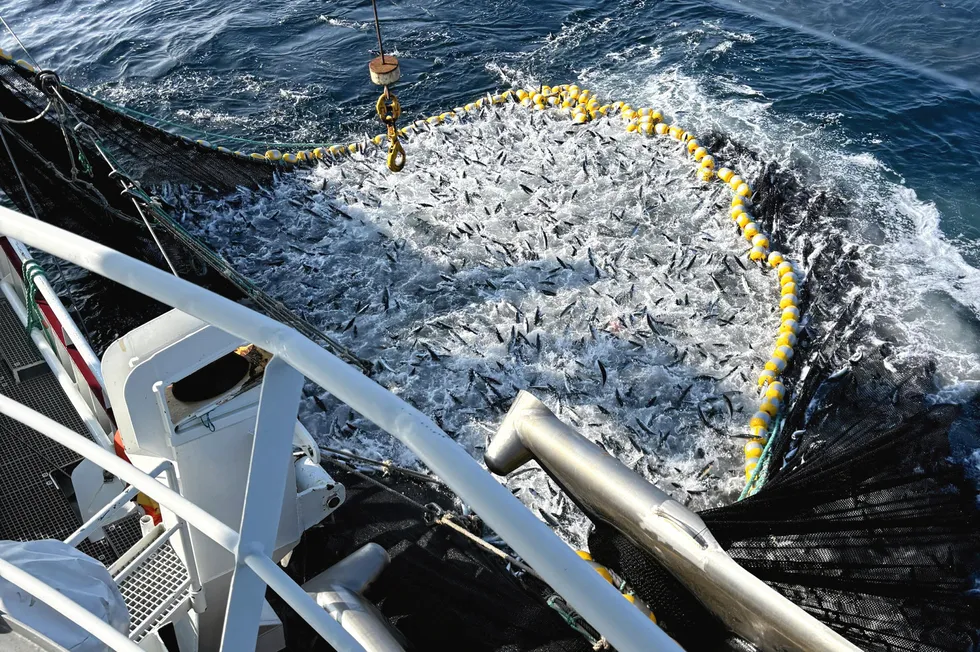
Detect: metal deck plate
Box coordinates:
(0, 297, 116, 558)
(104, 513, 144, 559)
(0, 298, 45, 382)
(115, 541, 191, 642)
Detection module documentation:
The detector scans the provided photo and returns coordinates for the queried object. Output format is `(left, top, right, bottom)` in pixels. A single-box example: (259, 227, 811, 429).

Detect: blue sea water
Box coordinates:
(6, 0, 979, 254)
(4, 1, 980, 530)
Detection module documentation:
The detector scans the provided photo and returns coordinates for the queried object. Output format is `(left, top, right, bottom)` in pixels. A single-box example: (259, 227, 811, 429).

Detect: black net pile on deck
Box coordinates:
(280, 467, 594, 652)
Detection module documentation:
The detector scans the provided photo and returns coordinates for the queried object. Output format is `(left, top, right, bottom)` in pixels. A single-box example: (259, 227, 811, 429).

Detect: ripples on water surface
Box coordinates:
(4, 0, 979, 545)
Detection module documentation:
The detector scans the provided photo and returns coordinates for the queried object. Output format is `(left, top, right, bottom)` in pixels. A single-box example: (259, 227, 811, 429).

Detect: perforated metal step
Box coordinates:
(114, 539, 192, 642)
(0, 298, 45, 382)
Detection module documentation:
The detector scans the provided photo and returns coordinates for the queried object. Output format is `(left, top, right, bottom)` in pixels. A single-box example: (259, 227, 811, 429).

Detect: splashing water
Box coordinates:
(177, 102, 788, 545)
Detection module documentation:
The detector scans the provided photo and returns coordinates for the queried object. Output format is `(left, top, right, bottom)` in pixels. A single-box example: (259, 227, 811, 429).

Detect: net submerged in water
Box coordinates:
(2, 55, 978, 650)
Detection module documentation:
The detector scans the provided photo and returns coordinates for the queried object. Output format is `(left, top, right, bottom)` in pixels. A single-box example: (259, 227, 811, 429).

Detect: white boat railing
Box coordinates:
(1, 237, 106, 392)
(0, 235, 113, 434)
(0, 206, 681, 652)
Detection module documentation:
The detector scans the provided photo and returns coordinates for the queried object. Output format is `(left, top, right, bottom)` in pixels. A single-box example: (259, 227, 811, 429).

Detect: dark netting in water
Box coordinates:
(0, 59, 261, 284)
(587, 348, 980, 651)
(0, 59, 368, 367)
(580, 132, 980, 651)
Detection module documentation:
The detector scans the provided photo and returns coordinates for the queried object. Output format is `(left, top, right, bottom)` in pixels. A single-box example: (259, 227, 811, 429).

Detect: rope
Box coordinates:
(21, 260, 56, 350)
(321, 456, 538, 578)
(0, 100, 52, 124)
(319, 446, 446, 487)
(433, 512, 541, 580)
(80, 133, 181, 277)
(738, 413, 784, 499)
(546, 595, 605, 648)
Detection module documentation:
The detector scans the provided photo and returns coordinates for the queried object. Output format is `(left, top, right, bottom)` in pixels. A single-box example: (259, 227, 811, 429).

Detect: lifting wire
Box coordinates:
(369, 0, 406, 172)
(0, 12, 39, 69)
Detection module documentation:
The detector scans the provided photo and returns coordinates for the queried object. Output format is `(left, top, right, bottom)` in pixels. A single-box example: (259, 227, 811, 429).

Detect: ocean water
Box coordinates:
(4, 0, 980, 545)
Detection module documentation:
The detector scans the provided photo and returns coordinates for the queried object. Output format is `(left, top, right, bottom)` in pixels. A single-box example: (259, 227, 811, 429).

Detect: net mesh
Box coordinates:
(0, 60, 368, 368)
(586, 331, 980, 650)
(280, 467, 593, 652)
(0, 60, 253, 292)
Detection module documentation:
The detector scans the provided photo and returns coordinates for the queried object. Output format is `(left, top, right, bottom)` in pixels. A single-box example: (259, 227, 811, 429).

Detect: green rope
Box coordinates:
(738, 413, 783, 500)
(546, 595, 600, 646)
(66, 83, 339, 151)
(21, 260, 55, 350)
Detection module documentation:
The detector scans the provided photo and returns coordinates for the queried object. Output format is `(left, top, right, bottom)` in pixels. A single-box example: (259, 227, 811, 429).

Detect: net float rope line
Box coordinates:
(388, 83, 801, 492)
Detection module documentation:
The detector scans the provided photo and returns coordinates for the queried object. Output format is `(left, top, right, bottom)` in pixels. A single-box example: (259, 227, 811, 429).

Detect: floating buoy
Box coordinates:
(765, 357, 787, 373)
(760, 398, 781, 417)
(766, 381, 786, 400)
(750, 411, 772, 429)
(776, 332, 798, 347)
(780, 319, 800, 334)
(774, 345, 793, 362)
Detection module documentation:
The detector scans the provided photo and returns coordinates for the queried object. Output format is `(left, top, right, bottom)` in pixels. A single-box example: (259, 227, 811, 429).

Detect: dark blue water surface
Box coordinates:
(5, 1, 978, 245)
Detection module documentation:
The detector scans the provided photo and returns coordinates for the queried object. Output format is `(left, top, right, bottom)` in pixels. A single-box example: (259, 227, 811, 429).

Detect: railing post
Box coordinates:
(219, 357, 304, 652)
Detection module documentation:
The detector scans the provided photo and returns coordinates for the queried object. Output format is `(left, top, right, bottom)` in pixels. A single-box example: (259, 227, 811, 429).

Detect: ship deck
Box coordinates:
(0, 291, 139, 564)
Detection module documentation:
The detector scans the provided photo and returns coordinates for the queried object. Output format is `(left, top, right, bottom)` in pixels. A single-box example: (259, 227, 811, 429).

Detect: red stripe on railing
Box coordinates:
(1, 236, 110, 412)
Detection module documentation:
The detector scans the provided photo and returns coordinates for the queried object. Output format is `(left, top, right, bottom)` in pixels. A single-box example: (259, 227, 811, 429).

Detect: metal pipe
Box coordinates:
(246, 553, 366, 652)
(0, 207, 677, 652)
(165, 464, 206, 614)
(304, 543, 406, 652)
(486, 391, 860, 652)
(0, 556, 143, 652)
(0, 393, 367, 652)
(3, 237, 107, 401)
